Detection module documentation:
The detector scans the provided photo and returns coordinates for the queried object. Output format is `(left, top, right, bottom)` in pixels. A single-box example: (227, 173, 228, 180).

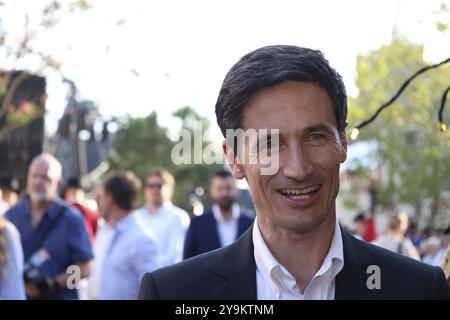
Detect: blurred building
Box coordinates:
(53, 79, 115, 188)
(0, 71, 46, 193)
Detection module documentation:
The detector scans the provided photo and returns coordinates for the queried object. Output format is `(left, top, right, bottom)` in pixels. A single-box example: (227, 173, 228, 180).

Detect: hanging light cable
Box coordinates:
(350, 57, 450, 140)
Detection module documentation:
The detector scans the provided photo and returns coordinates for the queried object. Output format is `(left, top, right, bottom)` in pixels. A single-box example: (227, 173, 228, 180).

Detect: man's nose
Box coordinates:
(281, 144, 314, 181)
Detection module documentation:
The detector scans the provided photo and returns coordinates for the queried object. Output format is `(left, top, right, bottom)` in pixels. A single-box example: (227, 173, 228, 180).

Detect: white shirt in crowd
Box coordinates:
(134, 202, 189, 267)
(88, 220, 113, 300)
(0, 220, 26, 300)
(212, 203, 240, 247)
(88, 214, 159, 300)
(372, 234, 420, 260)
(0, 200, 9, 216)
(253, 217, 344, 300)
(432, 247, 448, 266)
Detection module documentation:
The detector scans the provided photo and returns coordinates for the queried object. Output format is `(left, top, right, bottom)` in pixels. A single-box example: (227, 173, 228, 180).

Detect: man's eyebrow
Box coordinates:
(303, 124, 335, 135)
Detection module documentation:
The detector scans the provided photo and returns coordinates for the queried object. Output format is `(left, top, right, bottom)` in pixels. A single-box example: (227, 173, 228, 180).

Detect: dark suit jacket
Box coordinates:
(139, 224, 450, 300)
(183, 208, 254, 259)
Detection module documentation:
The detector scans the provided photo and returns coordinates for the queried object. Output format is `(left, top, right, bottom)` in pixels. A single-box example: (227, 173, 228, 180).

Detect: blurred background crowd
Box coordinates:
(0, 0, 449, 299)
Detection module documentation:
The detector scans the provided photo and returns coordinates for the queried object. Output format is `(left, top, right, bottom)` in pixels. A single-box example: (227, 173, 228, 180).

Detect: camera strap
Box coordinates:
(25, 203, 66, 263)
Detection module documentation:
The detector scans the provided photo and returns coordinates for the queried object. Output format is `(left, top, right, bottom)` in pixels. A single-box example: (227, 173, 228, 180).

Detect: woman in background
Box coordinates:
(0, 215, 26, 299)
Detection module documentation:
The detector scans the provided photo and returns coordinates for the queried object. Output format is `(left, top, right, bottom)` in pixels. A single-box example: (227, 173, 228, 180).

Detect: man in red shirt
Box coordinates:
(62, 177, 98, 243)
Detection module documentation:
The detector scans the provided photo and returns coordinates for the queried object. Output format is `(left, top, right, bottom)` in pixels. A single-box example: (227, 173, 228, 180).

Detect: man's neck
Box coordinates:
(257, 213, 336, 293)
(218, 205, 233, 222)
(147, 202, 163, 215)
(107, 209, 129, 227)
(30, 200, 53, 228)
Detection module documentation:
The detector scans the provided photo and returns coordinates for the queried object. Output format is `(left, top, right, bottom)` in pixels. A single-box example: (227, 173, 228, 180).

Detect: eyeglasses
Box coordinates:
(145, 183, 164, 189)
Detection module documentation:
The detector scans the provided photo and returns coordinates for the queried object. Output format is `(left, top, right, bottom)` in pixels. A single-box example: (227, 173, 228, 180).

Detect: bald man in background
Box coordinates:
(6, 153, 93, 299)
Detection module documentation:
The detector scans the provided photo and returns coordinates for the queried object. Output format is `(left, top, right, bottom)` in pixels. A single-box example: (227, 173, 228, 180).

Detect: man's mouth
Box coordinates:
(278, 185, 321, 200)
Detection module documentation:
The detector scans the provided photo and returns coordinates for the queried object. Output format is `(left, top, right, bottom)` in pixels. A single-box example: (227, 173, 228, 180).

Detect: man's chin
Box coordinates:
(218, 203, 234, 211)
(29, 193, 50, 203)
(273, 207, 330, 234)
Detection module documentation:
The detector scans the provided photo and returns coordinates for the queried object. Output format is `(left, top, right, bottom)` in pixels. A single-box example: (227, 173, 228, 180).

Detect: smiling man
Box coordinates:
(139, 45, 450, 300)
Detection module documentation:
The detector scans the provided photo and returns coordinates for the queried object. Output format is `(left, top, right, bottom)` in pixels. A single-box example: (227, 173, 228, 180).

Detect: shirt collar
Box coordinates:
(23, 196, 65, 220)
(253, 216, 344, 291)
(212, 203, 240, 223)
(145, 202, 171, 216)
(113, 213, 135, 233)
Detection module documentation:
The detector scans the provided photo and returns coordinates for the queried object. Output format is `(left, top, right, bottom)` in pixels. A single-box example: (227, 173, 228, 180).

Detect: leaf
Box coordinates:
(436, 21, 449, 32)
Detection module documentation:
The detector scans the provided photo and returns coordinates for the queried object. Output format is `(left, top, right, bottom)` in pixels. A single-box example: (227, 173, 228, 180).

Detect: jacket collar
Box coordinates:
(210, 223, 380, 300)
(211, 225, 257, 299)
(335, 227, 380, 299)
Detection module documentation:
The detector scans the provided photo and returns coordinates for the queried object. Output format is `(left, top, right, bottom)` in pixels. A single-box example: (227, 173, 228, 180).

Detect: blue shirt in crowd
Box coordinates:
(6, 197, 93, 299)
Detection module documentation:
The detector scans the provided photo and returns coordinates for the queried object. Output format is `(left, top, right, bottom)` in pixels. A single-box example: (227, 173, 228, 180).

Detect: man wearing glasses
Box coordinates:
(134, 168, 190, 267)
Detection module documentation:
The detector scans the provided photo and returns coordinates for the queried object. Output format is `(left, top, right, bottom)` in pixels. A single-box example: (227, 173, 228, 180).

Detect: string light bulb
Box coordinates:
(350, 128, 360, 140)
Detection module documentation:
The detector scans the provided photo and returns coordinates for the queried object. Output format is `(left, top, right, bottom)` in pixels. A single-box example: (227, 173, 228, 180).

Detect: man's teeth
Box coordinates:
(279, 186, 320, 199)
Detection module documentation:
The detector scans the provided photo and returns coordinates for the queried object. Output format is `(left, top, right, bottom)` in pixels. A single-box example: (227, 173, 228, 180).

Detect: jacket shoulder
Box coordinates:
(239, 211, 255, 222)
(351, 235, 450, 299)
(365, 239, 433, 274)
(189, 209, 214, 224)
(139, 246, 227, 299)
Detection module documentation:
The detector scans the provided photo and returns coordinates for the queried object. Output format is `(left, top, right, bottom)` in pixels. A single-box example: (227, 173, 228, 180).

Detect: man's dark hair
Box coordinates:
(103, 171, 141, 211)
(61, 176, 82, 199)
(66, 176, 81, 189)
(0, 177, 19, 193)
(212, 169, 233, 179)
(442, 225, 450, 235)
(353, 213, 367, 223)
(215, 45, 348, 137)
(144, 167, 175, 189)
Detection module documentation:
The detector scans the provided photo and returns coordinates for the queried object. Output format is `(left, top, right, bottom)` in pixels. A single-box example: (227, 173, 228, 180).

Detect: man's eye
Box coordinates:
(311, 134, 324, 140)
(308, 133, 326, 143)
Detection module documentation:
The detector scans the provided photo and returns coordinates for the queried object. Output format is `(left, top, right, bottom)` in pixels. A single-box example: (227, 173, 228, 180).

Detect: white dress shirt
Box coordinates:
(88, 220, 114, 300)
(212, 203, 240, 247)
(134, 202, 189, 267)
(0, 200, 9, 216)
(253, 217, 344, 300)
(0, 221, 26, 300)
(89, 214, 159, 300)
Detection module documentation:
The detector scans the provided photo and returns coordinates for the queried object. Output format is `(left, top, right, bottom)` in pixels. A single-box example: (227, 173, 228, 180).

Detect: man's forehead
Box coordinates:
(212, 176, 234, 185)
(241, 82, 337, 127)
(29, 159, 62, 181)
(29, 160, 50, 174)
(146, 175, 164, 183)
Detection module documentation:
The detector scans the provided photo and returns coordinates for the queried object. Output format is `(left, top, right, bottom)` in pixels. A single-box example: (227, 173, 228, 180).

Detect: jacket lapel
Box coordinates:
(210, 225, 257, 299)
(206, 210, 222, 249)
(236, 216, 247, 239)
(335, 227, 380, 300)
(209, 223, 381, 300)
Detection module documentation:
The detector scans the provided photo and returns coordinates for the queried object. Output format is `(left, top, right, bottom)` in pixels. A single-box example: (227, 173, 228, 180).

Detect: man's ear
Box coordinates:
(223, 140, 245, 180)
(106, 192, 114, 208)
(340, 129, 347, 163)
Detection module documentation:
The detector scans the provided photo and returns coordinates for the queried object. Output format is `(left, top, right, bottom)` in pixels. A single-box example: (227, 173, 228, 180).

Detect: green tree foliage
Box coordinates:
(108, 111, 174, 178)
(0, 1, 92, 141)
(108, 107, 223, 212)
(171, 106, 223, 210)
(348, 38, 450, 226)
